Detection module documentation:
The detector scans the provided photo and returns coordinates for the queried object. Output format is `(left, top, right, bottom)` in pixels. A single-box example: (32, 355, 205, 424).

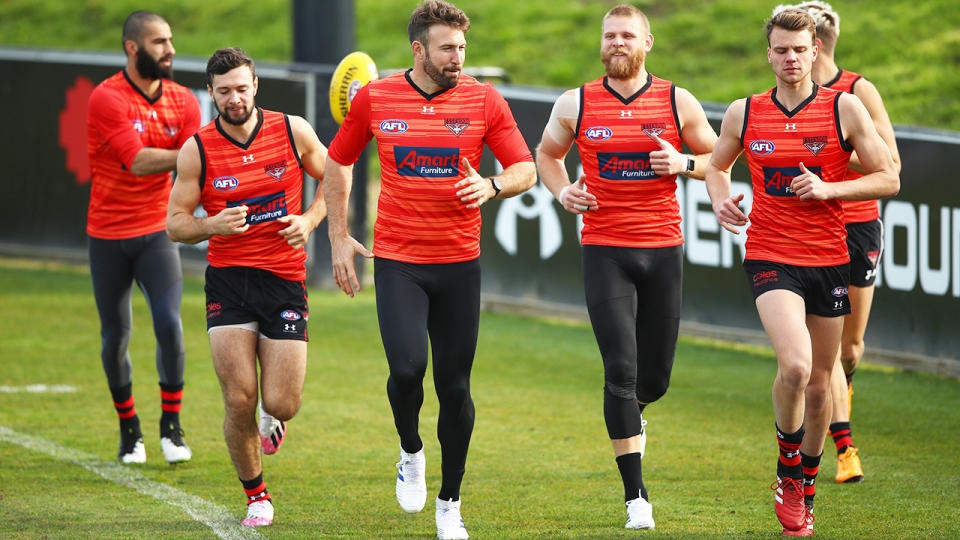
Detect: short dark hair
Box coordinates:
(766, 8, 817, 45)
(407, 0, 470, 46)
(122, 10, 165, 48)
(206, 47, 256, 87)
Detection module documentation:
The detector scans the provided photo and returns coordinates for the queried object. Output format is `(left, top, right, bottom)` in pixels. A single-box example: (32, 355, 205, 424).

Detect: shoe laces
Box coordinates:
(246, 500, 272, 518)
(771, 476, 804, 497)
(841, 446, 859, 459)
(162, 424, 186, 445)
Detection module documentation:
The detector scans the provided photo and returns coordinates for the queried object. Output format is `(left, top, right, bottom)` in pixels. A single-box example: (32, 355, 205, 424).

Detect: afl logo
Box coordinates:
(380, 119, 408, 134)
(585, 126, 613, 141)
(280, 310, 301, 321)
(832, 286, 848, 297)
(749, 140, 775, 155)
(213, 176, 239, 192)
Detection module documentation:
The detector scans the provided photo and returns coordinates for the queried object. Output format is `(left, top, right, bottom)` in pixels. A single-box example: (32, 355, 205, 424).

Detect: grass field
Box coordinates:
(1, 0, 959, 130)
(1, 256, 959, 538)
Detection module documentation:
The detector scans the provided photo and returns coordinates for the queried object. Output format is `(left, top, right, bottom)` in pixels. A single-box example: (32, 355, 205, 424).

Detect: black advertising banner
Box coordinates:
(480, 87, 960, 371)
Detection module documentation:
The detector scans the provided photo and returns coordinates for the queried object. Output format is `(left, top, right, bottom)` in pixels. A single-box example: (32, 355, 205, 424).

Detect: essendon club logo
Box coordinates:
(867, 250, 880, 266)
(642, 123, 666, 137)
(444, 118, 469, 137)
(163, 125, 179, 137)
(803, 136, 828, 156)
(263, 160, 287, 181)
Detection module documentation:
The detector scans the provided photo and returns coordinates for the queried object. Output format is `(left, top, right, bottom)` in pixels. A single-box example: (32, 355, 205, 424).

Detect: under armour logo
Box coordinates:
(284, 323, 296, 332)
(242, 154, 255, 164)
(422, 106, 435, 114)
(620, 110, 632, 118)
(784, 123, 797, 132)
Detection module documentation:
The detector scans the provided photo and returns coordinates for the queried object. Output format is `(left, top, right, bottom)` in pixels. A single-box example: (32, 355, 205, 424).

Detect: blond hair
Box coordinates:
(603, 4, 650, 33)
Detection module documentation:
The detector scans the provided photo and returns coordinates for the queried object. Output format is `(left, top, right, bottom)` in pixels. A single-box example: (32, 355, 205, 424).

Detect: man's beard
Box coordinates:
(424, 50, 459, 89)
(217, 100, 255, 126)
(135, 47, 173, 80)
(602, 47, 643, 79)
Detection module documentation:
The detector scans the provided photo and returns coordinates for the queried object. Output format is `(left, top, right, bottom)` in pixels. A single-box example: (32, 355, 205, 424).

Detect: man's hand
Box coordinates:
(790, 162, 834, 201)
(209, 205, 250, 236)
(455, 158, 493, 209)
(558, 175, 598, 214)
(713, 193, 749, 235)
(648, 133, 684, 176)
(277, 214, 313, 250)
(330, 235, 373, 298)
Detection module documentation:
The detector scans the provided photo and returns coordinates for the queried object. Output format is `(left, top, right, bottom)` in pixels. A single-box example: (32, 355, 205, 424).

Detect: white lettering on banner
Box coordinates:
(919, 205, 950, 295)
(494, 182, 562, 259)
(878, 200, 958, 297)
(678, 179, 750, 268)
(190, 89, 218, 124)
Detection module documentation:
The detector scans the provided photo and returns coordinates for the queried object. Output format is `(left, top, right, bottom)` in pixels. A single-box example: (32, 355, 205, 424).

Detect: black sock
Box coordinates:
(159, 382, 183, 435)
(801, 452, 821, 510)
(776, 424, 804, 480)
(845, 369, 856, 385)
(829, 421, 854, 454)
(240, 472, 271, 504)
(110, 383, 140, 437)
(616, 452, 647, 502)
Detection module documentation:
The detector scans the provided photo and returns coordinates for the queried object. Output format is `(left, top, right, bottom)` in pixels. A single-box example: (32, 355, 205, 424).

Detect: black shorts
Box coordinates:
(743, 260, 851, 317)
(204, 266, 309, 341)
(846, 219, 883, 287)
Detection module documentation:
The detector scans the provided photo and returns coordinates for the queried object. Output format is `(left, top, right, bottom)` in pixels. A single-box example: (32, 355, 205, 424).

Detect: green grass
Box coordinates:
(1, 0, 958, 130)
(1, 257, 959, 538)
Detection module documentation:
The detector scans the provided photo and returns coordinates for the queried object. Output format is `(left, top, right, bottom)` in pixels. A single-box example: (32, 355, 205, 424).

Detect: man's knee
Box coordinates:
(262, 394, 300, 422)
(778, 360, 812, 392)
(636, 378, 669, 405)
(222, 386, 258, 417)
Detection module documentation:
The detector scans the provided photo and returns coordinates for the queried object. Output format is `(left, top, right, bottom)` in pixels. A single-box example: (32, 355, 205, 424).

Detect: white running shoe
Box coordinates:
(258, 403, 286, 455)
(241, 499, 274, 527)
(625, 495, 655, 530)
(396, 446, 427, 513)
(118, 437, 146, 464)
(638, 417, 648, 458)
(436, 497, 469, 539)
(160, 424, 192, 463)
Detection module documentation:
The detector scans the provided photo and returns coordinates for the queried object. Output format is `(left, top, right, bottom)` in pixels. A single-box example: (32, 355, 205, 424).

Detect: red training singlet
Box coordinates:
(328, 70, 532, 264)
(87, 71, 201, 239)
(575, 74, 683, 248)
(741, 85, 852, 266)
(823, 69, 879, 224)
(196, 108, 307, 281)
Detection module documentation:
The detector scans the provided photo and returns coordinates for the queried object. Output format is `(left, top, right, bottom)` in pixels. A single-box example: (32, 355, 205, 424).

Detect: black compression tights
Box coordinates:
(582, 245, 682, 440)
(89, 231, 185, 389)
(375, 257, 481, 501)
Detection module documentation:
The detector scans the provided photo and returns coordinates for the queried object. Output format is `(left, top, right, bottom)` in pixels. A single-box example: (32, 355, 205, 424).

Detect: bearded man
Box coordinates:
(86, 10, 200, 465)
(535, 4, 717, 530)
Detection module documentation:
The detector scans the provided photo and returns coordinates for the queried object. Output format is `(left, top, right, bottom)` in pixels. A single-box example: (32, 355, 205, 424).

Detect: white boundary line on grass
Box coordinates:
(0, 425, 264, 540)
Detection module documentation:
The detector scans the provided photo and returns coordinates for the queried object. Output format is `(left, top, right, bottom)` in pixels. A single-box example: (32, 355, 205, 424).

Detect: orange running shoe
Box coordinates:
(835, 446, 864, 483)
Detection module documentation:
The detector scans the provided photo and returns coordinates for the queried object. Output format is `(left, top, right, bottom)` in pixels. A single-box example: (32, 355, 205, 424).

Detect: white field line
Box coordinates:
(0, 425, 265, 540)
(0, 385, 78, 393)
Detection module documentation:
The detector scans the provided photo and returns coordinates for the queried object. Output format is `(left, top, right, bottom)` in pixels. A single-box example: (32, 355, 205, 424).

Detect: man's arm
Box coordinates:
(276, 115, 329, 249)
(166, 137, 249, 244)
(323, 155, 373, 297)
(130, 148, 180, 176)
(705, 99, 749, 235)
(791, 93, 899, 201)
(648, 87, 717, 180)
(849, 78, 901, 174)
(535, 90, 597, 213)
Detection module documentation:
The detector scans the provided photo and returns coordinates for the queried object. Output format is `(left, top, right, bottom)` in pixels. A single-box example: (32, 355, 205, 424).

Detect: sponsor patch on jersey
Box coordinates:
(280, 309, 301, 321)
(761, 165, 822, 197)
(749, 140, 775, 155)
(131, 119, 145, 133)
(394, 146, 460, 177)
(832, 286, 848, 297)
(597, 152, 659, 180)
(444, 118, 470, 137)
(213, 176, 239, 192)
(642, 123, 666, 137)
(228, 191, 287, 225)
(584, 126, 612, 141)
(380, 119, 408, 134)
(803, 136, 828, 156)
(263, 160, 287, 181)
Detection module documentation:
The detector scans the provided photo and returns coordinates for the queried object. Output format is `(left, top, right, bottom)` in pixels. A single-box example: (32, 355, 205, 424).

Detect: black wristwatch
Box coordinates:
(489, 177, 503, 198)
